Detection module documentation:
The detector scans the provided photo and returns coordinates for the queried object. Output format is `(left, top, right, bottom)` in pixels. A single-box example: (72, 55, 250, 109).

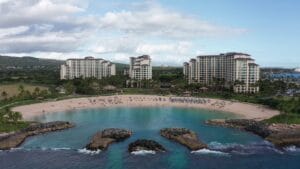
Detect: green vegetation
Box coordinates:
(0, 121, 30, 133)
(0, 107, 29, 132)
(265, 114, 300, 124)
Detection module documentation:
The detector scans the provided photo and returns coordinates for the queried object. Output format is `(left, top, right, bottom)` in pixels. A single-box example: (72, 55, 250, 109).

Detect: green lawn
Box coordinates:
(264, 114, 300, 124)
(0, 121, 30, 133)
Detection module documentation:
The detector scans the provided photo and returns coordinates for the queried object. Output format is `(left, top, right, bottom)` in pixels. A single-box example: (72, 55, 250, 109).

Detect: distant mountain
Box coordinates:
(0, 55, 64, 71)
(0, 55, 180, 73)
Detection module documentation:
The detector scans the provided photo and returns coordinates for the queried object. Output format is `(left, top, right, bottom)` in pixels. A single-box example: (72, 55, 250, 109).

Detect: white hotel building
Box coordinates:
(60, 57, 116, 80)
(183, 52, 260, 93)
(129, 55, 152, 80)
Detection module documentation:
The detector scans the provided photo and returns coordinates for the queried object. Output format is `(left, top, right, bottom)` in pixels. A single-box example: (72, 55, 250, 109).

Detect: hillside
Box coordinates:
(0, 55, 64, 71)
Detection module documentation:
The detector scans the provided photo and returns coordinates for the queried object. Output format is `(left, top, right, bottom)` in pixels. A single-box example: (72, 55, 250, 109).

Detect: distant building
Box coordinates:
(183, 52, 260, 93)
(295, 68, 300, 73)
(129, 55, 152, 80)
(123, 68, 129, 76)
(60, 56, 116, 80)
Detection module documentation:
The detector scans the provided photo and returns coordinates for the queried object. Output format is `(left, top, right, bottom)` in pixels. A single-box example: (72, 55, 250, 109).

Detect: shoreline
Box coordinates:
(12, 95, 280, 121)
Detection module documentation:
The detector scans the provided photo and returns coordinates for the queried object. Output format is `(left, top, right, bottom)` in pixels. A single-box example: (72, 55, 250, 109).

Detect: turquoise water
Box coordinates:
(1, 107, 300, 169)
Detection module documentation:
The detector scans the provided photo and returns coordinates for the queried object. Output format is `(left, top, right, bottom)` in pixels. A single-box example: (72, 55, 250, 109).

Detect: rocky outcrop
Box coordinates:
(86, 128, 132, 151)
(128, 139, 166, 152)
(206, 119, 270, 138)
(206, 119, 300, 147)
(266, 124, 300, 147)
(0, 121, 74, 150)
(160, 128, 207, 150)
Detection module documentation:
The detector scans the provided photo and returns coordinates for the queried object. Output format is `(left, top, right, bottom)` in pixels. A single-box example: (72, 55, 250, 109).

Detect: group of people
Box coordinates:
(84, 96, 232, 109)
(169, 97, 210, 105)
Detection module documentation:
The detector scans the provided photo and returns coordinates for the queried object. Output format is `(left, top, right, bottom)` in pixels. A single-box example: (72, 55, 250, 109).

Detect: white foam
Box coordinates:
(284, 146, 300, 152)
(77, 148, 101, 155)
(9, 147, 23, 152)
(131, 150, 156, 155)
(191, 148, 230, 156)
(51, 147, 71, 151)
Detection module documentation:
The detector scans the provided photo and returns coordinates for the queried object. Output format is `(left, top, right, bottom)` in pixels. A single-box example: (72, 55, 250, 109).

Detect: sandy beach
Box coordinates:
(12, 95, 280, 121)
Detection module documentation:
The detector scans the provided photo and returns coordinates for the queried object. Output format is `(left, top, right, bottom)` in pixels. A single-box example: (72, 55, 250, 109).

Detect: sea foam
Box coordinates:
(191, 148, 230, 156)
(131, 150, 156, 155)
(284, 146, 300, 152)
(77, 148, 101, 155)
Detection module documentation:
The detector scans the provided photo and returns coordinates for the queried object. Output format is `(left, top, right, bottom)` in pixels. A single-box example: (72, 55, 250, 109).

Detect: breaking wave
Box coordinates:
(191, 148, 230, 156)
(284, 146, 300, 152)
(207, 141, 283, 155)
(131, 150, 156, 155)
(77, 148, 101, 155)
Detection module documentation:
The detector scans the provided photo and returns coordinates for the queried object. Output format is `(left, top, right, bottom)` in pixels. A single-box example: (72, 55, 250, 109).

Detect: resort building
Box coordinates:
(183, 52, 260, 93)
(129, 55, 152, 80)
(60, 56, 116, 80)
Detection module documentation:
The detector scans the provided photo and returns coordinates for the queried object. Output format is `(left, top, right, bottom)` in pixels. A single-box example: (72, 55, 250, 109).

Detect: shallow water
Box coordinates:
(1, 107, 300, 169)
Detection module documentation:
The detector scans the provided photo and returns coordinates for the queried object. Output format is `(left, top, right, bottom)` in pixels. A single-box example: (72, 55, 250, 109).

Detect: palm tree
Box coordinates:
(18, 85, 24, 93)
(4, 108, 22, 123)
(33, 87, 40, 96)
(1, 91, 8, 99)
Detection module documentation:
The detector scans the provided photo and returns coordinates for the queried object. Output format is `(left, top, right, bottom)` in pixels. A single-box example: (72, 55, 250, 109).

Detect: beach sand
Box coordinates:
(12, 95, 280, 121)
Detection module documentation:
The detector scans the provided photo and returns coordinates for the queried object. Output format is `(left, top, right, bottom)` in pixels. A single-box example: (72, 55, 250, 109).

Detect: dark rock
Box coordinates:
(266, 124, 300, 147)
(160, 128, 207, 150)
(128, 139, 166, 152)
(206, 119, 300, 147)
(0, 121, 74, 150)
(86, 128, 132, 151)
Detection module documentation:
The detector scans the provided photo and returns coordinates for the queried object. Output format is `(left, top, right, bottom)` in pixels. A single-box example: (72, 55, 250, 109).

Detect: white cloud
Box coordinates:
(98, 2, 246, 39)
(136, 41, 192, 55)
(0, 26, 29, 38)
(0, 0, 247, 65)
(91, 36, 139, 54)
(0, 0, 96, 53)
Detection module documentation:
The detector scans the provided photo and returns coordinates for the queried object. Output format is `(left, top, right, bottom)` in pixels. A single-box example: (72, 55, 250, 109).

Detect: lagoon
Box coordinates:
(1, 107, 300, 169)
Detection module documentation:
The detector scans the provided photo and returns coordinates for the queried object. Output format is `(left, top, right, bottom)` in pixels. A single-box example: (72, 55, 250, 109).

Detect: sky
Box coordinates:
(0, 0, 299, 67)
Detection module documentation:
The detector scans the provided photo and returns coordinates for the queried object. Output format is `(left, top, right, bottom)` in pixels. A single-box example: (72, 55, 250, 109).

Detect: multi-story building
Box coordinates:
(183, 52, 260, 93)
(60, 56, 116, 80)
(129, 55, 152, 80)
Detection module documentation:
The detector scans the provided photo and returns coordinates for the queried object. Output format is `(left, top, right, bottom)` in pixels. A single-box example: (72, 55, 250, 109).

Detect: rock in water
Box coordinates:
(266, 124, 300, 147)
(0, 121, 74, 150)
(86, 128, 132, 151)
(128, 139, 166, 152)
(206, 119, 270, 137)
(160, 128, 207, 150)
(206, 119, 300, 147)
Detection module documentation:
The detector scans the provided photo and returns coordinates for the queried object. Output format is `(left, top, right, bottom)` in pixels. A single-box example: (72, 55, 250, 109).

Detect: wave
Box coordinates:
(9, 147, 23, 152)
(131, 150, 156, 155)
(208, 141, 283, 155)
(77, 148, 101, 155)
(284, 146, 300, 152)
(191, 148, 230, 156)
(51, 147, 72, 151)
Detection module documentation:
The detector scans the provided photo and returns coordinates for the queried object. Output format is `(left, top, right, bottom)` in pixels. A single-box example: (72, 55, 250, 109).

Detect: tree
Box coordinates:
(1, 91, 8, 99)
(8, 111, 22, 123)
(33, 87, 40, 96)
(64, 81, 75, 94)
(18, 84, 24, 93)
(0, 107, 23, 123)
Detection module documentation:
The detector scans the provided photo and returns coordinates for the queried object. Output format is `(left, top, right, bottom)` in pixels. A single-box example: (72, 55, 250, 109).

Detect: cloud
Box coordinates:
(0, 0, 247, 65)
(136, 41, 192, 55)
(98, 2, 246, 39)
(0, 0, 95, 53)
(91, 36, 139, 54)
(0, 26, 29, 38)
